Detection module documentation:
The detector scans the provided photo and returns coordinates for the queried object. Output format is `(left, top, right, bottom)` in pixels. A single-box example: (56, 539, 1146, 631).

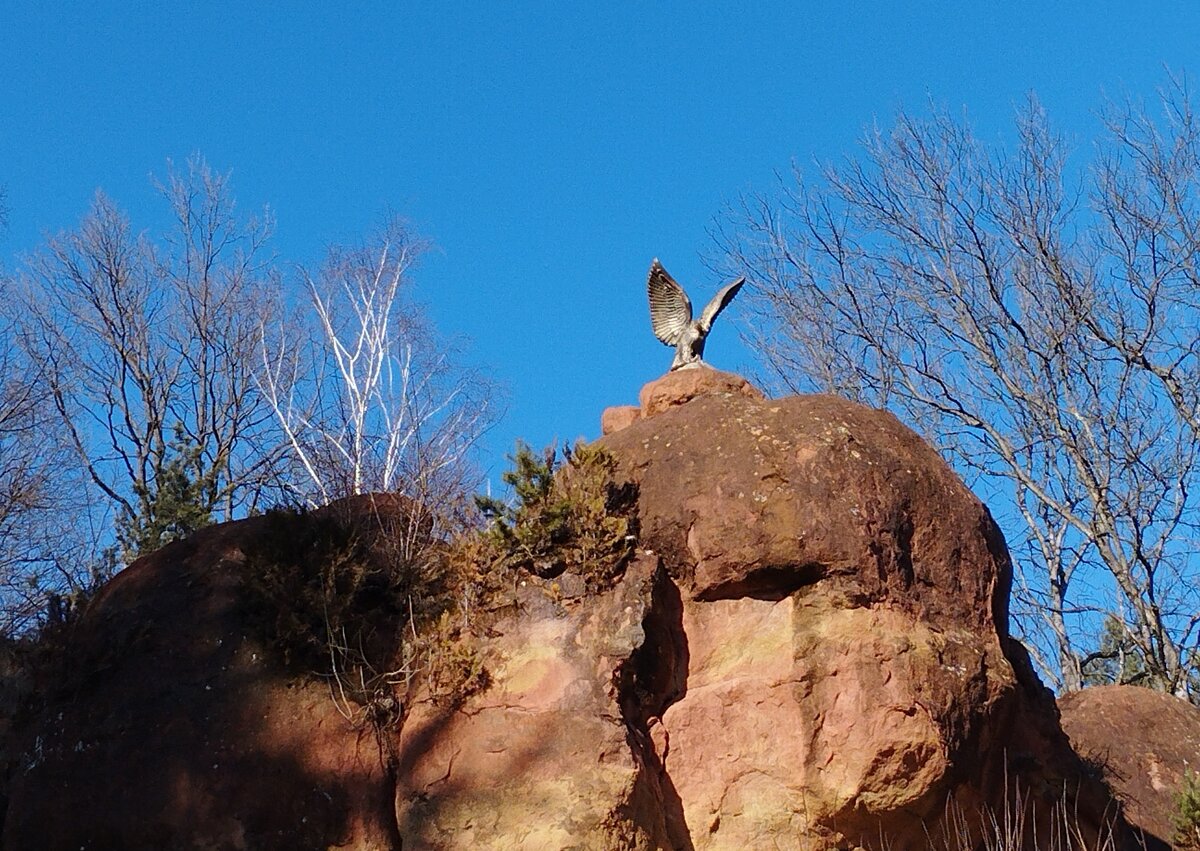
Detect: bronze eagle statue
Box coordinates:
(647, 259, 745, 371)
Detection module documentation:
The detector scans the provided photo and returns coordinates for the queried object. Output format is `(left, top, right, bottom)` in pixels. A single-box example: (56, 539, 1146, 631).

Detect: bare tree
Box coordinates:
(155, 162, 285, 520)
(0, 280, 105, 633)
(0, 303, 59, 632)
(0, 186, 106, 634)
(716, 86, 1200, 696)
(257, 217, 496, 527)
(15, 157, 284, 560)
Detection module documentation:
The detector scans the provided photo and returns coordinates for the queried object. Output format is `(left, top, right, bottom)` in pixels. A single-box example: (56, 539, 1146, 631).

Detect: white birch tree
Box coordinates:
(257, 217, 496, 526)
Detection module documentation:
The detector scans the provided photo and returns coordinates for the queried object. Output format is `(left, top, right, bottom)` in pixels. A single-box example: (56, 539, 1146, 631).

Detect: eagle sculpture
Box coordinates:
(647, 259, 745, 371)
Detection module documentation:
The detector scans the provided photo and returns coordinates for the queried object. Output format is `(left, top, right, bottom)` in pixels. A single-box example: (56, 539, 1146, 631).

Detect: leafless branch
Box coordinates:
(717, 86, 1200, 696)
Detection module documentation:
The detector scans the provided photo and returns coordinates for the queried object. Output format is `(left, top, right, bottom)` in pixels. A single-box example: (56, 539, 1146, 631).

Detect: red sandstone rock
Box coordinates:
(395, 556, 680, 849)
(2, 495, 413, 851)
(1060, 684, 1198, 848)
(637, 366, 763, 418)
(1, 384, 1145, 850)
(599, 385, 1133, 850)
(601, 404, 641, 435)
(602, 391, 1007, 619)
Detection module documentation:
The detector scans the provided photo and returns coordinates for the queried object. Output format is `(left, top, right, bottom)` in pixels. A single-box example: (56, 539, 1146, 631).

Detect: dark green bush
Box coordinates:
(239, 442, 637, 718)
(239, 501, 487, 717)
(475, 441, 638, 592)
(242, 508, 376, 670)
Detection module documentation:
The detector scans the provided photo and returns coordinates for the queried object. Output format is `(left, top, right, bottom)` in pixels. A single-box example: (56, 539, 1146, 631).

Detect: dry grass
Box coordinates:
(906, 785, 1134, 851)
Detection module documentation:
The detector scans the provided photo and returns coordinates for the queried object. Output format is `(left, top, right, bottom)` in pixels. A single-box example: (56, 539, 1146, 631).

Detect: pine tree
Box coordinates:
(116, 427, 212, 559)
(1081, 615, 1148, 687)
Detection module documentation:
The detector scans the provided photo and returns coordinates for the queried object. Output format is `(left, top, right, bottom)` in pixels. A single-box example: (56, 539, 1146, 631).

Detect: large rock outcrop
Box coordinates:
(1060, 684, 1200, 847)
(1, 369, 1146, 849)
(393, 368, 1138, 850)
(591, 368, 1131, 848)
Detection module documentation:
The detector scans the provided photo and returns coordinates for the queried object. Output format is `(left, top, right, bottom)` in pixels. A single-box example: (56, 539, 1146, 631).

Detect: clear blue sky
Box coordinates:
(3, 3, 1199, 483)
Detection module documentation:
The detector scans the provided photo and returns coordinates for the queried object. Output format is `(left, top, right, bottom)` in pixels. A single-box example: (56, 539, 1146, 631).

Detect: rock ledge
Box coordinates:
(601, 367, 764, 434)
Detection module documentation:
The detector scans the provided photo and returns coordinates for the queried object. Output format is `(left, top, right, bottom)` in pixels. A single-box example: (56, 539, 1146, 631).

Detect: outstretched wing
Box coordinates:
(697, 276, 745, 333)
(647, 259, 692, 346)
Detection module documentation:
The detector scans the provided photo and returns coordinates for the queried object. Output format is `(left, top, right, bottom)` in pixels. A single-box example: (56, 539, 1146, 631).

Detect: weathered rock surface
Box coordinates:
(599, 376, 1134, 849)
(1, 374, 1147, 850)
(638, 367, 764, 418)
(395, 556, 685, 850)
(1060, 684, 1199, 847)
(601, 367, 763, 435)
(2, 497, 410, 851)
(602, 404, 642, 435)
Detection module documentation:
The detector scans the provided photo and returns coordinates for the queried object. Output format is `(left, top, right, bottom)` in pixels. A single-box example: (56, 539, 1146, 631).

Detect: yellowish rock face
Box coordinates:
(657, 594, 1010, 850)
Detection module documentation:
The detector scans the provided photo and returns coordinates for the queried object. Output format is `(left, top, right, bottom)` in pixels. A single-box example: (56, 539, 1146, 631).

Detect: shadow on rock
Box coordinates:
(1, 517, 402, 851)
